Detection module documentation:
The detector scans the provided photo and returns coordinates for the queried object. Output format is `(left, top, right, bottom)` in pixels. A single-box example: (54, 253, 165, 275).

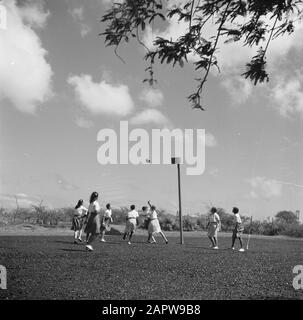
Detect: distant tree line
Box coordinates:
(0, 205, 302, 237)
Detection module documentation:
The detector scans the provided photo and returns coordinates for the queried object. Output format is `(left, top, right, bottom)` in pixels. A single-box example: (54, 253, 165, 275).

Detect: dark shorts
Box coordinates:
(100, 217, 111, 232)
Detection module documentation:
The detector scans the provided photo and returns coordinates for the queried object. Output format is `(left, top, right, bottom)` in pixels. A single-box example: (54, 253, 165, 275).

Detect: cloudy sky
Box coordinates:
(0, 0, 302, 220)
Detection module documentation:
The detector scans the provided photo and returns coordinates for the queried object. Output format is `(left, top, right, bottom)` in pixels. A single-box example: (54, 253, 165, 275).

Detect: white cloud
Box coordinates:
(16, 193, 28, 198)
(174, 130, 217, 149)
(54, 174, 79, 191)
(271, 75, 303, 118)
(20, 3, 50, 28)
(69, 7, 83, 20)
(139, 88, 164, 108)
(80, 24, 91, 37)
(221, 75, 253, 105)
(249, 176, 282, 199)
(102, 0, 124, 6)
(68, 74, 135, 117)
(74, 116, 94, 129)
(209, 168, 219, 177)
(68, 6, 91, 37)
(248, 190, 258, 199)
(205, 132, 217, 148)
(0, 0, 53, 113)
(0, 193, 41, 208)
(130, 108, 169, 125)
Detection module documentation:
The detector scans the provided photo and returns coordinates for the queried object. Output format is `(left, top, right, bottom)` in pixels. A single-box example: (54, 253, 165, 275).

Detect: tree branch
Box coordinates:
(193, 0, 232, 109)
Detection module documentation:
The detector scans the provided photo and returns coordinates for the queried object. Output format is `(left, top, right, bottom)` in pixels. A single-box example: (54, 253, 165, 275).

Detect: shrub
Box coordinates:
(196, 215, 207, 230)
(219, 212, 234, 232)
(281, 223, 303, 238)
(1, 204, 302, 237)
(159, 215, 176, 231)
(111, 207, 128, 225)
(275, 211, 299, 225)
(183, 215, 198, 231)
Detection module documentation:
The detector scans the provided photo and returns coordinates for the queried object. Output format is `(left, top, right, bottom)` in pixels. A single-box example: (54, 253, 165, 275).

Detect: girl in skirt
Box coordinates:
(207, 207, 221, 249)
(100, 203, 113, 242)
(123, 205, 139, 245)
(84, 192, 101, 251)
(142, 206, 156, 243)
(147, 201, 168, 244)
(231, 207, 245, 252)
(71, 199, 88, 244)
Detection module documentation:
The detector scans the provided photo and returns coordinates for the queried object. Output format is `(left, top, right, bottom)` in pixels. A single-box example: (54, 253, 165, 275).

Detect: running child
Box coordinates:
(146, 201, 168, 244)
(123, 205, 139, 245)
(100, 203, 113, 242)
(142, 206, 156, 243)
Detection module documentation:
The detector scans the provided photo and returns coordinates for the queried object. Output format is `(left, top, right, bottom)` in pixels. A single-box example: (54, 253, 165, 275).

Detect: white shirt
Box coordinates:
(89, 201, 101, 214)
(148, 210, 158, 220)
(127, 210, 139, 220)
(104, 209, 112, 218)
(75, 205, 88, 217)
(208, 212, 220, 223)
(235, 213, 242, 224)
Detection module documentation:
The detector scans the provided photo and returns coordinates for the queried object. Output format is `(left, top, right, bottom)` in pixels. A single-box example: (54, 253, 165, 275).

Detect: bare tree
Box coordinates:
(32, 200, 48, 225)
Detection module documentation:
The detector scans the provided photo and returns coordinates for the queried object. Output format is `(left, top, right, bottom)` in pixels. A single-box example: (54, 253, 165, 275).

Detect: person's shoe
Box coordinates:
(231, 247, 235, 250)
(209, 245, 214, 248)
(239, 248, 245, 252)
(213, 246, 219, 250)
(77, 238, 83, 243)
(150, 240, 156, 244)
(100, 239, 106, 242)
(127, 241, 131, 245)
(85, 245, 93, 251)
(165, 241, 168, 244)
(73, 240, 78, 244)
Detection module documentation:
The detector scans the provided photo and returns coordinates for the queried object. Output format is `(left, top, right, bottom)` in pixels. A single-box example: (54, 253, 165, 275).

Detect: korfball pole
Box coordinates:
(246, 216, 253, 250)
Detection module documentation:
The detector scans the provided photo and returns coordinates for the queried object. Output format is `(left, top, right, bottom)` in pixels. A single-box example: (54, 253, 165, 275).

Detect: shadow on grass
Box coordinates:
(98, 240, 124, 245)
(183, 244, 231, 250)
(106, 228, 122, 236)
(61, 248, 87, 252)
(54, 240, 74, 244)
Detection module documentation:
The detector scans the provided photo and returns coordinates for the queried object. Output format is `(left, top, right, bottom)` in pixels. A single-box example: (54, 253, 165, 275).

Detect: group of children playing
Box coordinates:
(71, 192, 168, 251)
(71, 191, 245, 252)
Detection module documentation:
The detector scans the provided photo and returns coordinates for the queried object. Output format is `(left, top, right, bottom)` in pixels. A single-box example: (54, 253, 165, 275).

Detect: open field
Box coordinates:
(0, 230, 302, 300)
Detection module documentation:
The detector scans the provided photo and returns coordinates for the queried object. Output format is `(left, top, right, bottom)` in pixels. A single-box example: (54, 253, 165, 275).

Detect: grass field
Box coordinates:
(0, 231, 302, 300)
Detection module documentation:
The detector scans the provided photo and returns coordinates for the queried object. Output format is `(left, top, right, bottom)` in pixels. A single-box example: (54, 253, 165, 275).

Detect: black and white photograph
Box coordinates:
(0, 0, 303, 308)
